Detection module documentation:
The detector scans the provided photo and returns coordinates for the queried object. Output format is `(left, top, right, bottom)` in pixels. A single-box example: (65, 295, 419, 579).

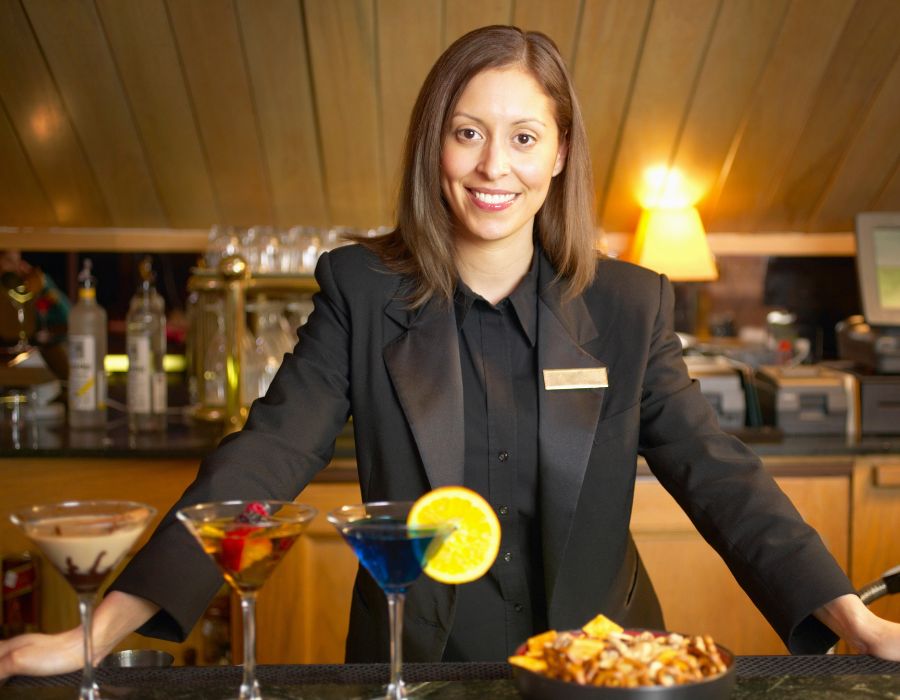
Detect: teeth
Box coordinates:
(473, 191, 516, 204)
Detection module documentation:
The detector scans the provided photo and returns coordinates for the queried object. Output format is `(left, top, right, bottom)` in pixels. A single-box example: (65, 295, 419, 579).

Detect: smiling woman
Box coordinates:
(1, 24, 899, 683)
(440, 67, 567, 304)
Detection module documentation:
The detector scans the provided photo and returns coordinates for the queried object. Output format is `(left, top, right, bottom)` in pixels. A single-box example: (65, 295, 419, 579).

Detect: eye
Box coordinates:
(456, 127, 481, 142)
(514, 133, 536, 146)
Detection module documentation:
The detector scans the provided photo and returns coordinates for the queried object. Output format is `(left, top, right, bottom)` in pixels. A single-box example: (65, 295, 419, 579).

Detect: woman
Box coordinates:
(1, 25, 898, 676)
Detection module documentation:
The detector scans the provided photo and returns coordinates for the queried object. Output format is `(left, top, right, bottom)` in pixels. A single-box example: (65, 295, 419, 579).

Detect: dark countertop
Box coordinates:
(2, 656, 899, 698)
(0, 410, 357, 465)
(3, 409, 900, 476)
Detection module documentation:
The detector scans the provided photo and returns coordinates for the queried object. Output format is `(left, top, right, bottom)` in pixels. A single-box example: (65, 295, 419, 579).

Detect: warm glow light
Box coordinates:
(638, 165, 702, 208)
(29, 107, 60, 142)
(624, 206, 718, 282)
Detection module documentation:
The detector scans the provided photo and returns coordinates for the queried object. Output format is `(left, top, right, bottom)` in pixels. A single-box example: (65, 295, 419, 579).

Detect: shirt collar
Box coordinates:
(453, 249, 539, 347)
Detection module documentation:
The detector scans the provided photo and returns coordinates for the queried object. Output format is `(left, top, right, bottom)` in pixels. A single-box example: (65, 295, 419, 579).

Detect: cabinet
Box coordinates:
(851, 458, 900, 628)
(631, 467, 850, 655)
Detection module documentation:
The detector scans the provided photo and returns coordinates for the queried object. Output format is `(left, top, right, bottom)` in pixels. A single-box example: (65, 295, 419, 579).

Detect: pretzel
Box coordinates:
(509, 615, 729, 688)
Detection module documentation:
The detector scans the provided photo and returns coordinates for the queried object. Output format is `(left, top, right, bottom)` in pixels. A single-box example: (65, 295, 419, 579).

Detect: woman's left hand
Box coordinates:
(816, 593, 900, 660)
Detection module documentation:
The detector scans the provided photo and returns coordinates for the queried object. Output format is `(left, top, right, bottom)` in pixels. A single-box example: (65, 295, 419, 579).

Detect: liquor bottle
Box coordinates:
(67, 258, 107, 429)
(126, 257, 167, 432)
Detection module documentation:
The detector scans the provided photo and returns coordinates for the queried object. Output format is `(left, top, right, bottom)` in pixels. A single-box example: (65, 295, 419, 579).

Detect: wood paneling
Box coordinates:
(1, 0, 900, 240)
(812, 55, 900, 231)
(851, 459, 900, 633)
(377, 0, 442, 217)
(759, 0, 900, 230)
(600, 0, 721, 232)
(0, 0, 109, 225)
(305, 0, 386, 228)
(23, 0, 166, 226)
(237, 0, 329, 227)
(95, 0, 217, 228)
(707, 0, 855, 231)
(444, 0, 512, 44)
(632, 474, 849, 655)
(166, 0, 272, 226)
(572, 0, 651, 221)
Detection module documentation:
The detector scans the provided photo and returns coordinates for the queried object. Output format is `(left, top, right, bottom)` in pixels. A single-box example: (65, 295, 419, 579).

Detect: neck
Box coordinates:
(454, 235, 534, 305)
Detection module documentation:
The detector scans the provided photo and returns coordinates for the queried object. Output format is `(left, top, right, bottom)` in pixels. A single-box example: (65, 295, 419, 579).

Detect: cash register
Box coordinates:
(835, 211, 900, 436)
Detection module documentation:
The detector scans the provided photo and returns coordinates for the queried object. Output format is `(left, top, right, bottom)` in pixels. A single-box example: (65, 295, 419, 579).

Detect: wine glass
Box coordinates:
(327, 502, 454, 700)
(9, 500, 157, 700)
(177, 500, 317, 700)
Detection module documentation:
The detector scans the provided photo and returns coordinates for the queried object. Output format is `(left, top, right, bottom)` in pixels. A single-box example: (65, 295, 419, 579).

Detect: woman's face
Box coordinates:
(440, 66, 567, 248)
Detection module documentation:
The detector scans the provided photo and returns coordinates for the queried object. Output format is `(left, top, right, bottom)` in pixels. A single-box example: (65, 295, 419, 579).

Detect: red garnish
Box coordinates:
(236, 501, 269, 524)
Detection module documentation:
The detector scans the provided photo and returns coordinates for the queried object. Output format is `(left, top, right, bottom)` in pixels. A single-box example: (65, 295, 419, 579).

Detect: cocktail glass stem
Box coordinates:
(239, 591, 261, 700)
(76, 593, 100, 700)
(386, 591, 406, 700)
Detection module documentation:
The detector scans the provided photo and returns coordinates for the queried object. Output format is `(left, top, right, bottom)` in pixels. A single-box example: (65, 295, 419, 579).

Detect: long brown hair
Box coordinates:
(362, 25, 596, 306)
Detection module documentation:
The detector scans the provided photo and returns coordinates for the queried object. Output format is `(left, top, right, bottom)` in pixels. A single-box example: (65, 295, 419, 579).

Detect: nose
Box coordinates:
(477, 139, 510, 180)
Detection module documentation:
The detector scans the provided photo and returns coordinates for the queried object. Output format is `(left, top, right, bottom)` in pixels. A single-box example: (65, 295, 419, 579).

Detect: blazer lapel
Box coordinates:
(383, 296, 465, 489)
(537, 257, 606, 609)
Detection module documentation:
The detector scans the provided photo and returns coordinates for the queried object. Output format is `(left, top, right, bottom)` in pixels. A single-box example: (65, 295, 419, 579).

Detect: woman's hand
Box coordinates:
(0, 627, 85, 679)
(815, 593, 900, 660)
(0, 591, 159, 681)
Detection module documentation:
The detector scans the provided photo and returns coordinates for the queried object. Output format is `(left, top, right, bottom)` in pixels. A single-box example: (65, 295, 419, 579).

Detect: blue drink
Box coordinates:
(328, 502, 453, 700)
(341, 519, 447, 594)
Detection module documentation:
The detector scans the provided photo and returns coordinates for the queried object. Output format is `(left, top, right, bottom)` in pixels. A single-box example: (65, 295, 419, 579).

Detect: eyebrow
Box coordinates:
(451, 112, 547, 128)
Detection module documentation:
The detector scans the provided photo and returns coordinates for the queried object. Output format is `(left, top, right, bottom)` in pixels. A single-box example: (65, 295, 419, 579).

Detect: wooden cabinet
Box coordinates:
(0, 457, 206, 663)
(851, 458, 900, 628)
(4, 454, 897, 665)
(631, 470, 850, 655)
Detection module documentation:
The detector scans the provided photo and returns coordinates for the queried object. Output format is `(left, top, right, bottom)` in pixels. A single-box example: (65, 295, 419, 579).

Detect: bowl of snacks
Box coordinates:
(509, 614, 735, 699)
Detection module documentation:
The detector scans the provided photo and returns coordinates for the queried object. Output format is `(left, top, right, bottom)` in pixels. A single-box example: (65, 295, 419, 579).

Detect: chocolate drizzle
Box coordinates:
(64, 551, 112, 593)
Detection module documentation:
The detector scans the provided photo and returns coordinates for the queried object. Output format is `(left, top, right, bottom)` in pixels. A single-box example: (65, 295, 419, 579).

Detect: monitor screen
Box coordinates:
(856, 213, 900, 326)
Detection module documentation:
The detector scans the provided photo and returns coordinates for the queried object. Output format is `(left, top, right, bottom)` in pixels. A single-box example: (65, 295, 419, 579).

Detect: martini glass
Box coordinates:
(9, 500, 156, 700)
(327, 502, 454, 700)
(177, 500, 317, 700)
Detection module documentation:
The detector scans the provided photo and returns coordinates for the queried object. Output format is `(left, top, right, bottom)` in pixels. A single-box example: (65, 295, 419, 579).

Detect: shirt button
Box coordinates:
(503, 551, 512, 563)
(498, 505, 509, 516)
(498, 451, 509, 462)
(514, 603, 524, 612)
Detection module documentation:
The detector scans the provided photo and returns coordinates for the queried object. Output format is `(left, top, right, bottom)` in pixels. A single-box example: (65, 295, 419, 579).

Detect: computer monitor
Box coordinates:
(855, 212, 900, 327)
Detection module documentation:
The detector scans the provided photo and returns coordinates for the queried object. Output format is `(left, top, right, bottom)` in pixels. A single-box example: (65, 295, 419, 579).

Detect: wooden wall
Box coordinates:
(1, 0, 899, 239)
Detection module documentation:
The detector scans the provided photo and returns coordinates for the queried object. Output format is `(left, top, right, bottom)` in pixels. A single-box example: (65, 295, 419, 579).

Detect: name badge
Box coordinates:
(543, 367, 608, 390)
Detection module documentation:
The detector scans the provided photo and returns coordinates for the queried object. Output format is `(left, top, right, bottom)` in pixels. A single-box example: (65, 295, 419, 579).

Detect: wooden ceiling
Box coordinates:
(1, 0, 899, 242)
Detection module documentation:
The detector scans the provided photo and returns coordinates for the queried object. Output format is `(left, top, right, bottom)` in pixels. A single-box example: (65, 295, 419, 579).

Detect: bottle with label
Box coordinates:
(67, 258, 107, 429)
(126, 257, 167, 432)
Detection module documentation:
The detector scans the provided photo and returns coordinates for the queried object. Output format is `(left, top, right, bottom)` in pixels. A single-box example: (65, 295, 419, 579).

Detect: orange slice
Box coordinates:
(408, 486, 501, 584)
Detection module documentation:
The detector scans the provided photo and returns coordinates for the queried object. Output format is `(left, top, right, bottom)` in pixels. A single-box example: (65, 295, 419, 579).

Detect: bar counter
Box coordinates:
(5, 413, 900, 463)
(2, 656, 900, 698)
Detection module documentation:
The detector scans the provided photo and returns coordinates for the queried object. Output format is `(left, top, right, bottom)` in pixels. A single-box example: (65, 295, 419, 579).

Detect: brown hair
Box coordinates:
(362, 25, 596, 306)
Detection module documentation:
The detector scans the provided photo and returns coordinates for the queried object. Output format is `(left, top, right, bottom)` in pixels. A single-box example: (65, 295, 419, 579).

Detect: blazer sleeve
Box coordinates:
(636, 274, 855, 654)
(108, 251, 354, 642)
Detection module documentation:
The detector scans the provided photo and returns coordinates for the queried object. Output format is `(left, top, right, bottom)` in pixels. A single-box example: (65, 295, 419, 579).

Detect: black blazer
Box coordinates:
(112, 243, 854, 660)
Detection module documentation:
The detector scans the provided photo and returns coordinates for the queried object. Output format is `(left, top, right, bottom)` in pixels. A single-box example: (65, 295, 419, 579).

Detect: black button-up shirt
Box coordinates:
(442, 252, 547, 661)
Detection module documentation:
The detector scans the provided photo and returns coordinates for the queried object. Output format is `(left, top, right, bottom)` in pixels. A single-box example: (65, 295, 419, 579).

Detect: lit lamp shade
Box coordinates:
(625, 206, 718, 282)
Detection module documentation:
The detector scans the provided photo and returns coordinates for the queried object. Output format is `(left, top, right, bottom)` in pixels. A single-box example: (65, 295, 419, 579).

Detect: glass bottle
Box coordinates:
(67, 258, 107, 429)
(126, 257, 167, 432)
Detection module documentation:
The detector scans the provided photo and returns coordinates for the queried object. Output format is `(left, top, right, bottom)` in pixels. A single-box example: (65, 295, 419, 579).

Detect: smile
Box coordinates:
(468, 189, 518, 211)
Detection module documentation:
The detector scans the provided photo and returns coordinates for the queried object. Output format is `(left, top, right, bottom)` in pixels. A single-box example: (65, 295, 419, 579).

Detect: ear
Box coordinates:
(552, 134, 568, 177)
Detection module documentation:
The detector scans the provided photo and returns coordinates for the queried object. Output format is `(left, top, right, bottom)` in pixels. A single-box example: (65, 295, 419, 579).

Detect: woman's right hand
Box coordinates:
(0, 627, 86, 679)
(0, 591, 159, 681)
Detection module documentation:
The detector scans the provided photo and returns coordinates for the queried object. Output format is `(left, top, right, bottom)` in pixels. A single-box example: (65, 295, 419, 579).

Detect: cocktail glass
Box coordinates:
(327, 502, 454, 700)
(9, 500, 157, 700)
(177, 500, 317, 700)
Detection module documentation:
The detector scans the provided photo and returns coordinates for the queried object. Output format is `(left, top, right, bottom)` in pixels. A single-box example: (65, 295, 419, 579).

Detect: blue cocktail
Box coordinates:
(328, 503, 453, 699)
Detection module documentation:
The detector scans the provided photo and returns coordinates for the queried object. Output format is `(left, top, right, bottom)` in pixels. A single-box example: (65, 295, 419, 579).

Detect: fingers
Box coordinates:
(0, 631, 84, 679)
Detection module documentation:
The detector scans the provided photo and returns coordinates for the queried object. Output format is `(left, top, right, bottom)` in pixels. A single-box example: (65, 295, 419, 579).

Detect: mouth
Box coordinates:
(467, 188, 519, 211)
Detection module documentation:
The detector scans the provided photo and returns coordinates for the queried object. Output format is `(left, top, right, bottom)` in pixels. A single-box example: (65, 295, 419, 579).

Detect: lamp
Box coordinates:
(625, 206, 718, 334)
(625, 206, 717, 282)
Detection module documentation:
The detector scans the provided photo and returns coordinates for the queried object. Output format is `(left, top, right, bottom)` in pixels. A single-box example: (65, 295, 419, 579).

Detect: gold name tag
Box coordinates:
(543, 367, 608, 390)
